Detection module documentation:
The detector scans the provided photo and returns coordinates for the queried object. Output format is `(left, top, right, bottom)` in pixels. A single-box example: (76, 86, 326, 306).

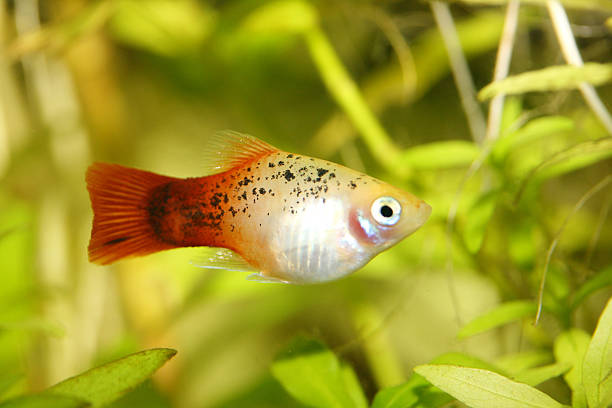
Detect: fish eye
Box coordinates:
(371, 196, 401, 226)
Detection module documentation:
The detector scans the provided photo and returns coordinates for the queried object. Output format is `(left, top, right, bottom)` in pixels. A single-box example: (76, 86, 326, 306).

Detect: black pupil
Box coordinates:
(380, 205, 393, 218)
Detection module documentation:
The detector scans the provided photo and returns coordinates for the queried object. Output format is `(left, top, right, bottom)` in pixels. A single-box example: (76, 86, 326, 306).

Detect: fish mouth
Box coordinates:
(401, 199, 432, 236)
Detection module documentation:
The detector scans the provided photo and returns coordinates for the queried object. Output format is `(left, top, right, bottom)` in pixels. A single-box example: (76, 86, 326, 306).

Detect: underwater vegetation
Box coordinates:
(0, 0, 611, 407)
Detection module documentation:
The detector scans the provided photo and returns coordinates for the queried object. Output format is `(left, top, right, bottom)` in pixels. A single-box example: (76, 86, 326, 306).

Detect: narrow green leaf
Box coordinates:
(513, 363, 571, 387)
(458, 301, 536, 339)
(571, 265, 612, 310)
(492, 116, 574, 161)
(463, 190, 499, 253)
(554, 329, 590, 408)
(271, 338, 363, 408)
(535, 139, 612, 182)
(496, 351, 554, 376)
(518, 139, 612, 195)
(46, 348, 176, 408)
(400, 140, 480, 170)
(414, 365, 568, 408)
(584, 298, 612, 408)
(0, 395, 89, 408)
(0, 318, 65, 338)
(242, 0, 318, 34)
(479, 63, 612, 101)
(340, 364, 368, 408)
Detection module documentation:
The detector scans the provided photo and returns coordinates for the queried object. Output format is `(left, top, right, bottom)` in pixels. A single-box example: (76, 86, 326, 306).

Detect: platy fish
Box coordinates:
(86, 132, 431, 284)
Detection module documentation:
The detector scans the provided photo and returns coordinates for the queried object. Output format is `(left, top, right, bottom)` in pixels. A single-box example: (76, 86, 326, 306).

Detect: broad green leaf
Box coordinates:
(372, 352, 505, 408)
(458, 301, 536, 339)
(271, 338, 365, 408)
(400, 140, 480, 170)
(479, 63, 612, 100)
(492, 116, 574, 162)
(371, 377, 421, 408)
(571, 265, 612, 310)
(46, 348, 176, 408)
(554, 329, 590, 408)
(584, 298, 612, 408)
(513, 363, 571, 387)
(109, 0, 215, 56)
(496, 351, 554, 375)
(414, 365, 568, 408)
(242, 0, 318, 34)
(433, 0, 612, 12)
(599, 373, 612, 408)
(0, 395, 88, 408)
(463, 190, 499, 253)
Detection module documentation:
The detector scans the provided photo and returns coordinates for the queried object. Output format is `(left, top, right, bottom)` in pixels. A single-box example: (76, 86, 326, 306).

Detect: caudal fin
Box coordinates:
(86, 163, 179, 265)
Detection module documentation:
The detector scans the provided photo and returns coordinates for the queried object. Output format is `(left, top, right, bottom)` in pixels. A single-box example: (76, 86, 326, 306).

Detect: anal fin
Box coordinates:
(190, 248, 255, 272)
(246, 273, 290, 284)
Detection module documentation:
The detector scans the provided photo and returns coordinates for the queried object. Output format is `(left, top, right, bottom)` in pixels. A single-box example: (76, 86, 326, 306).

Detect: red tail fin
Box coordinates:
(86, 163, 179, 265)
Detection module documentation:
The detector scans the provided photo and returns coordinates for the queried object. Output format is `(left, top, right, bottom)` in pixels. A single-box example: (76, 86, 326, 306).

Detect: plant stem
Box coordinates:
(546, 0, 612, 135)
(303, 26, 404, 175)
(485, 0, 521, 143)
(430, 1, 487, 145)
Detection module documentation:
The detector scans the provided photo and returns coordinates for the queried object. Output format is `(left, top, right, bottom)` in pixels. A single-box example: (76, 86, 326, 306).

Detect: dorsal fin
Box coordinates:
(202, 131, 279, 175)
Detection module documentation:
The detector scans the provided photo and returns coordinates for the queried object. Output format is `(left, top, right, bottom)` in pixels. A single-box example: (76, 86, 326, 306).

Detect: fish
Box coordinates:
(86, 132, 431, 284)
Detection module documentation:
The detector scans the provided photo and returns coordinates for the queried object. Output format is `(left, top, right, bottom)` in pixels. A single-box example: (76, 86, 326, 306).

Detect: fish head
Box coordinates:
(347, 181, 431, 253)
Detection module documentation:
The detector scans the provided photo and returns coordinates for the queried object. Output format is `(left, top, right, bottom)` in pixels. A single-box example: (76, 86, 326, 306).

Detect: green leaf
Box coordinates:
(414, 365, 568, 408)
(0, 395, 89, 408)
(458, 301, 536, 339)
(518, 138, 612, 193)
(553, 329, 590, 408)
(496, 351, 553, 375)
(492, 116, 574, 162)
(571, 265, 612, 310)
(242, 0, 318, 35)
(340, 364, 368, 408)
(583, 298, 612, 408)
(271, 338, 365, 408)
(512, 363, 571, 387)
(46, 348, 176, 408)
(372, 352, 506, 408)
(400, 140, 480, 170)
(463, 190, 499, 253)
(0, 318, 65, 338)
(599, 372, 612, 408)
(371, 377, 421, 408)
(109, 0, 215, 56)
(0, 374, 21, 399)
(479, 63, 612, 100)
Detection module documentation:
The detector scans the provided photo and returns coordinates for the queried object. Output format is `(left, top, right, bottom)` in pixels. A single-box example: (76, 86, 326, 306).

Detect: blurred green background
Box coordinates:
(0, 0, 611, 407)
